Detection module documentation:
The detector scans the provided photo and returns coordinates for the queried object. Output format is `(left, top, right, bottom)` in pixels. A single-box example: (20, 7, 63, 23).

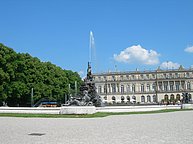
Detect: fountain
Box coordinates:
(65, 62, 103, 107)
(59, 31, 103, 114)
(59, 62, 103, 114)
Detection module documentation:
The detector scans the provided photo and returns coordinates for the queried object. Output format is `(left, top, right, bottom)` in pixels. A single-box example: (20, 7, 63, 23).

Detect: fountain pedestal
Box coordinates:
(59, 106, 96, 114)
(181, 104, 193, 109)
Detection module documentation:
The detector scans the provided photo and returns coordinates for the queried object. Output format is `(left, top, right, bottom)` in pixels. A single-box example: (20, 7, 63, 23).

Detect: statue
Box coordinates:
(182, 92, 191, 103)
(66, 62, 103, 107)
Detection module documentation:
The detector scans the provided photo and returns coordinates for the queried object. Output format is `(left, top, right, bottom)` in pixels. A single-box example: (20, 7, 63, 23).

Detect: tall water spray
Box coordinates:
(89, 31, 97, 73)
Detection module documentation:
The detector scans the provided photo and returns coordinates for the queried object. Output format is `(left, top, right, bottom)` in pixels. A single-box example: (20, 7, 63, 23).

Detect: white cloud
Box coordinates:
(160, 61, 180, 69)
(184, 46, 193, 53)
(113, 45, 160, 65)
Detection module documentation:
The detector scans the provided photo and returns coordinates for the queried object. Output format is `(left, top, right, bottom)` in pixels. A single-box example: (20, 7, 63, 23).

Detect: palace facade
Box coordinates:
(93, 66, 193, 104)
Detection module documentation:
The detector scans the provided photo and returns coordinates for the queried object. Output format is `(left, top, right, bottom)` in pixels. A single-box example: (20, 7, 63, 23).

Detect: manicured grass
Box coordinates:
(0, 109, 192, 118)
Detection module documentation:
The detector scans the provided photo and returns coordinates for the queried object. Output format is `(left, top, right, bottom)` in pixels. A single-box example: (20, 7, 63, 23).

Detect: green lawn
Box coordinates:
(0, 109, 192, 118)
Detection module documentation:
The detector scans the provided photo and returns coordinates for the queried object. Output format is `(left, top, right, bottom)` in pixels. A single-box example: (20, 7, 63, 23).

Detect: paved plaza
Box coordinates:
(0, 111, 193, 144)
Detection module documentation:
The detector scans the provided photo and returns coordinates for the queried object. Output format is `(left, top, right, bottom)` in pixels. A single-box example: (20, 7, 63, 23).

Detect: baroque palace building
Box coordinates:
(93, 66, 193, 104)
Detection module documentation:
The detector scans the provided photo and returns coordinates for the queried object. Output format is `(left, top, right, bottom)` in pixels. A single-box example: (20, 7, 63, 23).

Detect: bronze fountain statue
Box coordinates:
(66, 62, 103, 107)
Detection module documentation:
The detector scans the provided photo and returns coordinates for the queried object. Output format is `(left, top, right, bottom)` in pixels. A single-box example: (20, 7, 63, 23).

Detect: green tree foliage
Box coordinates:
(0, 43, 82, 106)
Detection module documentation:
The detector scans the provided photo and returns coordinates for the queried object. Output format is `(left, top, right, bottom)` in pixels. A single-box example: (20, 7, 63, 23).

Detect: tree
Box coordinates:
(0, 43, 82, 106)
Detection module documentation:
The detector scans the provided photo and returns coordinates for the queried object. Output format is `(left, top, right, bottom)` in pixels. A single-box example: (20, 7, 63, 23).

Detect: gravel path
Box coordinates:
(0, 111, 193, 144)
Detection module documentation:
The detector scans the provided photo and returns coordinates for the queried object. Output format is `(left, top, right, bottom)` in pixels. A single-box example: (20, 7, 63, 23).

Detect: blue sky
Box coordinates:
(1, 0, 193, 77)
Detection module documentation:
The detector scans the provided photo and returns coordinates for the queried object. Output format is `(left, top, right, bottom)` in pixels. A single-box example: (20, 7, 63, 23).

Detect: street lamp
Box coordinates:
(31, 88, 34, 107)
(155, 70, 158, 104)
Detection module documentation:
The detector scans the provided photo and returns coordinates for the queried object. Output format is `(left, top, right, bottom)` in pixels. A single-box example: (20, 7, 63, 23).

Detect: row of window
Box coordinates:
(98, 82, 191, 93)
(95, 72, 193, 81)
(103, 94, 192, 103)
(164, 94, 180, 101)
(104, 95, 157, 103)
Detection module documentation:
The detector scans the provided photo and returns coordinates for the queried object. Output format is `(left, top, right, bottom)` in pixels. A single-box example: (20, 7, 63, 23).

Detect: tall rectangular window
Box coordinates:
(170, 84, 173, 91)
(164, 84, 168, 91)
(112, 84, 116, 93)
(104, 85, 107, 93)
(152, 83, 156, 91)
(132, 84, 135, 92)
(98, 86, 102, 93)
(147, 84, 150, 92)
(187, 82, 191, 90)
(121, 85, 124, 93)
(141, 84, 144, 92)
(127, 85, 130, 92)
(176, 84, 180, 91)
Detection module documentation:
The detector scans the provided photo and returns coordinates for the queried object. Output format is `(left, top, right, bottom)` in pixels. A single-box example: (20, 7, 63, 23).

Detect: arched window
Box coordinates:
(153, 95, 157, 103)
(141, 96, 145, 103)
(127, 96, 130, 102)
(104, 96, 107, 100)
(147, 95, 151, 102)
(176, 94, 180, 101)
(112, 96, 116, 101)
(131, 96, 136, 103)
(164, 94, 169, 101)
(170, 94, 174, 101)
(121, 96, 125, 102)
(141, 84, 144, 92)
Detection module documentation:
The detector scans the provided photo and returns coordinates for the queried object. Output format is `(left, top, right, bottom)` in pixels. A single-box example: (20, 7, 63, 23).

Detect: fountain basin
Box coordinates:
(59, 106, 96, 114)
(181, 104, 193, 109)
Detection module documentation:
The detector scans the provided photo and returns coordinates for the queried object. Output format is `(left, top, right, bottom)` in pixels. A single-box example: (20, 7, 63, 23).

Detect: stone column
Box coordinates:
(129, 84, 131, 93)
(144, 83, 146, 92)
(157, 81, 159, 91)
(117, 83, 119, 93)
(110, 83, 113, 93)
(167, 81, 170, 91)
(174, 81, 176, 91)
(136, 83, 140, 93)
(184, 81, 187, 90)
(103, 84, 105, 93)
(124, 84, 127, 93)
(162, 81, 164, 91)
(180, 80, 182, 90)
(108, 84, 111, 93)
